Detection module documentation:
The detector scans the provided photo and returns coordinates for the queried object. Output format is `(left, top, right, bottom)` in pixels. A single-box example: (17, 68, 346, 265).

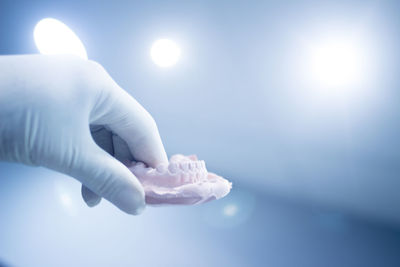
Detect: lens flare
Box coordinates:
(309, 40, 362, 88)
(34, 18, 88, 59)
(150, 39, 181, 67)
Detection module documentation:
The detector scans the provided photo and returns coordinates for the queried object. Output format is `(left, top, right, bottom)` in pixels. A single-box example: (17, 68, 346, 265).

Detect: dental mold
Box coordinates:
(127, 154, 232, 205)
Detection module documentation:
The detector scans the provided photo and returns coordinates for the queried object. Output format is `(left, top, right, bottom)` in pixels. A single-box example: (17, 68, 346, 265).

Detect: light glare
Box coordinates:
(223, 204, 238, 217)
(34, 18, 88, 59)
(150, 39, 181, 67)
(60, 193, 72, 207)
(309, 39, 363, 88)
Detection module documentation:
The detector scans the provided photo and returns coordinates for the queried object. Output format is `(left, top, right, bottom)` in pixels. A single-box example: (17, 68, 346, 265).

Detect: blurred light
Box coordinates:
(223, 204, 238, 217)
(34, 18, 88, 59)
(310, 39, 362, 88)
(54, 180, 79, 216)
(60, 193, 72, 207)
(150, 39, 180, 67)
(201, 188, 256, 228)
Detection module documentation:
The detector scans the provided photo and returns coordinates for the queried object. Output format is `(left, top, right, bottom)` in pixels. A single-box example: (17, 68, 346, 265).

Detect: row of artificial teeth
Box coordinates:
(131, 160, 208, 179)
(130, 159, 209, 186)
(161, 160, 206, 174)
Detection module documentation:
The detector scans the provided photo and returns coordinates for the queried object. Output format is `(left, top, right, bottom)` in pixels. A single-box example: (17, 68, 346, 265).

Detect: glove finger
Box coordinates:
(82, 134, 137, 208)
(81, 125, 115, 208)
(81, 185, 101, 207)
(82, 130, 130, 208)
(89, 75, 168, 168)
(68, 141, 145, 215)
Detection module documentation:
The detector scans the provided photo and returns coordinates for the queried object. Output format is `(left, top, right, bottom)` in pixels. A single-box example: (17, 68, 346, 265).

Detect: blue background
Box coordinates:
(1, 0, 400, 266)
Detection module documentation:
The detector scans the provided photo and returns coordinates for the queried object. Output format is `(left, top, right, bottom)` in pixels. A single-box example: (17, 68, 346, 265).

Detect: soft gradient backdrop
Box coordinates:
(1, 0, 400, 266)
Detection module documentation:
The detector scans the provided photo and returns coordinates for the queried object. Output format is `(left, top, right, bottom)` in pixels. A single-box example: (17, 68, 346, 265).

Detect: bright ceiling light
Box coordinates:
(34, 18, 88, 59)
(150, 39, 181, 67)
(308, 39, 364, 88)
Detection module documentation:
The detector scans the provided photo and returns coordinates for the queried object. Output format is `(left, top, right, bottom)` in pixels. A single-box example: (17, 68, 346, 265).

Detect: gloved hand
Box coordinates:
(0, 55, 168, 214)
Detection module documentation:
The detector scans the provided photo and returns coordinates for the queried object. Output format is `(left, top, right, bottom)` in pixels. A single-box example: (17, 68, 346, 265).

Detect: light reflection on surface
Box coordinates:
(200, 186, 256, 228)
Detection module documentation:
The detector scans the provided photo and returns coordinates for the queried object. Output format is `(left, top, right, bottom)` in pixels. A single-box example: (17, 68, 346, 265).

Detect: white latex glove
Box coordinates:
(0, 55, 168, 215)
